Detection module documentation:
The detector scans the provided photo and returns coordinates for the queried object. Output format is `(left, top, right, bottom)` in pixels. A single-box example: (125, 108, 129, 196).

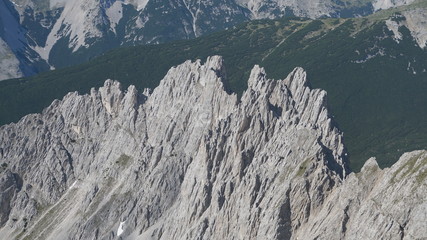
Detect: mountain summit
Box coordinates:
(0, 56, 425, 239)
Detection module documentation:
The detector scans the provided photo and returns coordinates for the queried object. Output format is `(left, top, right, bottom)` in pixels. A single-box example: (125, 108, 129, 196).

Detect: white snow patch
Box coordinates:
(69, 180, 77, 189)
(117, 221, 126, 236)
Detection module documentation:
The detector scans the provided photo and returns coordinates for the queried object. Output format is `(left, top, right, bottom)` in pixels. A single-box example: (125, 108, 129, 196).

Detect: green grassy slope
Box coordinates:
(1, 13, 427, 171)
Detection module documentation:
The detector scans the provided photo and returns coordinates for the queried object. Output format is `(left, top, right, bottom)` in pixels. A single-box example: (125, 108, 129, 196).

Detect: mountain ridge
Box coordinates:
(2, 11, 427, 170)
(0, 56, 426, 239)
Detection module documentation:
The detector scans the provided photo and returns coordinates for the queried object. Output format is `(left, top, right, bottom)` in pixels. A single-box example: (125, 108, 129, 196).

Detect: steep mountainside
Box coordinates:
(0, 0, 252, 79)
(0, 0, 50, 80)
(0, 0, 421, 80)
(0, 56, 426, 239)
(1, 3, 427, 170)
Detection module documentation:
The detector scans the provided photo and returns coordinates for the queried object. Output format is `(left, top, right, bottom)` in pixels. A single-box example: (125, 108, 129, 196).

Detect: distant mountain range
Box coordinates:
(0, 0, 419, 80)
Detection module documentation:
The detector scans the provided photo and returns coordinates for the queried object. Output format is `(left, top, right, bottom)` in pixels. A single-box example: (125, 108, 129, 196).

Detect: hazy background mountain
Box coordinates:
(0, 0, 421, 81)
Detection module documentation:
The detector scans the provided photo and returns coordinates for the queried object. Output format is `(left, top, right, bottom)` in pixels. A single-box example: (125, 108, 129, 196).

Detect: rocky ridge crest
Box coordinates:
(0, 56, 425, 239)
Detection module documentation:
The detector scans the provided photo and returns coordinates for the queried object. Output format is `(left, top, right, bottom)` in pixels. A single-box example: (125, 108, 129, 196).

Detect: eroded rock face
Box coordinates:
(386, 9, 427, 49)
(0, 56, 425, 239)
(295, 151, 427, 240)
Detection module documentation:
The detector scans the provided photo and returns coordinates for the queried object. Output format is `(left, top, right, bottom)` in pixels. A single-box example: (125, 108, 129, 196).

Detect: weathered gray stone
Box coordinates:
(0, 56, 425, 239)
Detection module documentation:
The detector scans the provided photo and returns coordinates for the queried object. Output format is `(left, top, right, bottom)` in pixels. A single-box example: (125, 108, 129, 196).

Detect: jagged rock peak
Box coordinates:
(1, 56, 425, 239)
(0, 56, 347, 239)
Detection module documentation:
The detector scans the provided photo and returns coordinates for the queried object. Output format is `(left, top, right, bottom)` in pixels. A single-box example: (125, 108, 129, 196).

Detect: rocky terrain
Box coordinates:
(386, 7, 427, 48)
(373, 0, 417, 10)
(0, 0, 50, 80)
(0, 56, 425, 239)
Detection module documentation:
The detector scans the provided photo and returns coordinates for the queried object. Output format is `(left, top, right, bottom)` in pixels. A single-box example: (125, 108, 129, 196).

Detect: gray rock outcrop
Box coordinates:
(0, 56, 425, 239)
(386, 8, 427, 49)
(373, 0, 417, 11)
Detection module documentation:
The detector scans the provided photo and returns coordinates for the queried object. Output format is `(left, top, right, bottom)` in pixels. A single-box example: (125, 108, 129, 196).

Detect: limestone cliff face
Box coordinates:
(0, 56, 425, 239)
(373, 0, 417, 11)
(296, 151, 427, 240)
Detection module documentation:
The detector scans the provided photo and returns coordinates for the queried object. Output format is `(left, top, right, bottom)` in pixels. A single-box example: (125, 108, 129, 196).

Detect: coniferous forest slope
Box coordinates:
(0, 0, 415, 80)
(1, 3, 427, 171)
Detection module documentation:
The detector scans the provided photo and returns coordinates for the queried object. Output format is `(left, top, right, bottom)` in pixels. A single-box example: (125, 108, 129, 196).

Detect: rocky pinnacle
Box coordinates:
(0, 56, 425, 239)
